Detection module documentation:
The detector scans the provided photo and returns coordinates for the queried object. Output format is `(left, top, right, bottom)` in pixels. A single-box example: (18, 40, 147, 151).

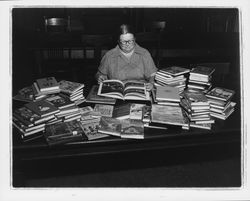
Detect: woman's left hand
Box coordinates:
(145, 83, 154, 91)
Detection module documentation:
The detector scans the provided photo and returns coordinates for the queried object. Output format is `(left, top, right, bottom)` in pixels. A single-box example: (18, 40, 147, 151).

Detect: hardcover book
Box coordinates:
(45, 93, 75, 109)
(151, 104, 186, 126)
(36, 77, 60, 92)
(25, 99, 60, 117)
(13, 85, 35, 102)
(205, 87, 235, 102)
(190, 66, 215, 77)
(98, 117, 122, 136)
(129, 103, 145, 120)
(98, 79, 150, 101)
(121, 119, 144, 139)
(85, 85, 116, 105)
(79, 118, 109, 140)
(92, 104, 114, 117)
(159, 66, 190, 76)
(45, 120, 85, 140)
(155, 85, 180, 102)
(112, 103, 131, 120)
(58, 80, 85, 94)
(183, 91, 209, 106)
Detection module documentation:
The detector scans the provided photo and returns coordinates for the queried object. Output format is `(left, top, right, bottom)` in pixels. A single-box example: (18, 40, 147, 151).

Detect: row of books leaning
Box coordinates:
(152, 65, 236, 130)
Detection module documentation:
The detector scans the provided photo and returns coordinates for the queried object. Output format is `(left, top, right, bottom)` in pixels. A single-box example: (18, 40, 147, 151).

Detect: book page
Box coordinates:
(99, 80, 124, 95)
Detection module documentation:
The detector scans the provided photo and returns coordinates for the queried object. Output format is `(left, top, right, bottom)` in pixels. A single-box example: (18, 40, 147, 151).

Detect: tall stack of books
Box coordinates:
(180, 90, 214, 130)
(154, 66, 190, 93)
(58, 80, 85, 105)
(187, 66, 215, 93)
(206, 87, 236, 120)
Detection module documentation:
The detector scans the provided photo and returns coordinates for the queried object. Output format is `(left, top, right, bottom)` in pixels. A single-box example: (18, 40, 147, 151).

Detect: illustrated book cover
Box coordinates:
(98, 117, 122, 136)
(58, 80, 85, 94)
(45, 93, 75, 109)
(36, 77, 60, 92)
(205, 87, 235, 102)
(159, 66, 190, 76)
(121, 119, 144, 139)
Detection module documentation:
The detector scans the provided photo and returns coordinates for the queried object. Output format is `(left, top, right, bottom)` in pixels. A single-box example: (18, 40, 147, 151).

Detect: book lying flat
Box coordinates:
(91, 104, 114, 117)
(155, 85, 180, 102)
(98, 80, 150, 101)
(190, 66, 215, 77)
(45, 93, 75, 109)
(36, 77, 60, 92)
(206, 87, 235, 102)
(159, 66, 190, 76)
(121, 119, 144, 139)
(98, 117, 122, 137)
(58, 80, 84, 95)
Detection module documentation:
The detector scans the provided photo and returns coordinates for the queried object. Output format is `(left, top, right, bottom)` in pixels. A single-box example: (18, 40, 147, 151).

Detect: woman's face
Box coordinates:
(119, 33, 135, 53)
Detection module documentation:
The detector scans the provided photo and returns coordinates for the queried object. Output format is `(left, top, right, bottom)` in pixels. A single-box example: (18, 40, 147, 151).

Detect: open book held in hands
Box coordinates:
(98, 80, 150, 101)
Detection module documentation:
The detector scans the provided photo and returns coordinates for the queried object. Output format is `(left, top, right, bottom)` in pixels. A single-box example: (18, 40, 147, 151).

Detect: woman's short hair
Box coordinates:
(115, 24, 135, 40)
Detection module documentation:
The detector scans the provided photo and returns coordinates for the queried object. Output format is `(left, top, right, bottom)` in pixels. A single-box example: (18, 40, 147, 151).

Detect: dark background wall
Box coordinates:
(12, 7, 240, 96)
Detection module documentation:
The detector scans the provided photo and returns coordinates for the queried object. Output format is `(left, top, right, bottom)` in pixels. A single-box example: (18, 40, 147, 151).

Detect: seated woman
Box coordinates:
(95, 24, 158, 91)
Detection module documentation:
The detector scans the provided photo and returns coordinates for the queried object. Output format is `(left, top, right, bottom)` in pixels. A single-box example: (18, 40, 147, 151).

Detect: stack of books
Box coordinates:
(154, 66, 190, 93)
(44, 120, 87, 146)
(58, 80, 85, 105)
(152, 85, 180, 106)
(180, 90, 214, 130)
(206, 87, 236, 120)
(32, 77, 61, 100)
(13, 99, 60, 141)
(187, 66, 215, 93)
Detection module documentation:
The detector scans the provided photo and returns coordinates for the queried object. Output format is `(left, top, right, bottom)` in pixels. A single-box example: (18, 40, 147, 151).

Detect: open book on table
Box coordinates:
(97, 80, 150, 101)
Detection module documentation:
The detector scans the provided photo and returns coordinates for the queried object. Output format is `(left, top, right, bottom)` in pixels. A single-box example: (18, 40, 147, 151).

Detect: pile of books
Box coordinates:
(206, 87, 236, 120)
(13, 99, 60, 141)
(58, 80, 85, 105)
(154, 66, 190, 93)
(180, 90, 214, 130)
(187, 66, 215, 93)
(13, 77, 86, 105)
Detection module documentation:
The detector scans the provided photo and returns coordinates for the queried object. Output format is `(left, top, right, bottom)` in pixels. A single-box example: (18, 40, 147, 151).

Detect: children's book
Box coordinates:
(58, 80, 85, 94)
(155, 85, 180, 102)
(98, 80, 150, 101)
(91, 104, 114, 117)
(190, 66, 215, 77)
(36, 77, 60, 92)
(121, 119, 144, 139)
(85, 85, 116, 105)
(205, 87, 235, 102)
(159, 66, 190, 76)
(45, 93, 75, 109)
(98, 117, 122, 137)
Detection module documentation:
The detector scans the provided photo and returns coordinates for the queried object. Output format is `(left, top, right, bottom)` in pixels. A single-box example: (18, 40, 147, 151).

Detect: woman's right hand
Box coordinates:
(97, 75, 107, 84)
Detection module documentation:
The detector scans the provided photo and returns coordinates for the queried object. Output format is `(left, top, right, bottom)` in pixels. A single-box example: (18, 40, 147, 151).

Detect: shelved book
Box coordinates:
(36, 77, 60, 92)
(98, 80, 150, 101)
(151, 104, 186, 126)
(121, 119, 144, 139)
(98, 117, 122, 137)
(85, 85, 116, 105)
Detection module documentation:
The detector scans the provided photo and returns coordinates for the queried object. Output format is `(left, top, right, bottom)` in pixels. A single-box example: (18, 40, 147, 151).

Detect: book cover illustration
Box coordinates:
(58, 80, 84, 94)
(159, 66, 190, 76)
(121, 119, 144, 139)
(13, 85, 35, 102)
(79, 119, 109, 140)
(85, 85, 116, 104)
(36, 77, 59, 92)
(14, 106, 41, 126)
(129, 103, 145, 120)
(25, 99, 60, 117)
(98, 117, 122, 136)
(92, 104, 114, 117)
(206, 87, 235, 102)
(98, 80, 149, 100)
(45, 94, 75, 109)
(183, 91, 208, 106)
(190, 66, 215, 76)
(151, 105, 186, 126)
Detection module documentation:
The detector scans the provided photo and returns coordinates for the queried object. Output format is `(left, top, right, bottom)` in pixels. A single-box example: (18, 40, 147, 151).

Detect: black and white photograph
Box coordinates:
(1, 0, 250, 201)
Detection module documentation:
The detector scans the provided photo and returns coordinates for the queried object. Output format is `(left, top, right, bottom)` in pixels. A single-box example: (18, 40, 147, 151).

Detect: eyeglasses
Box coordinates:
(119, 39, 135, 45)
